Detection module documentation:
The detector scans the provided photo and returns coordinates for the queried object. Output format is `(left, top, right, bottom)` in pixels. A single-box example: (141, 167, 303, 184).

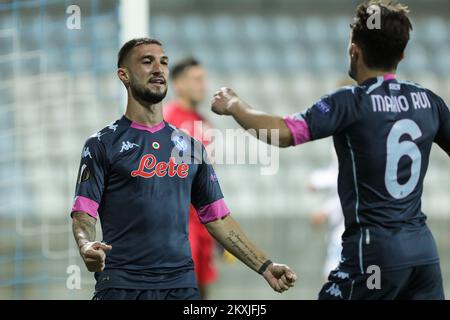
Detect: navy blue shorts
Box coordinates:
(93, 287, 200, 300)
(318, 263, 445, 300)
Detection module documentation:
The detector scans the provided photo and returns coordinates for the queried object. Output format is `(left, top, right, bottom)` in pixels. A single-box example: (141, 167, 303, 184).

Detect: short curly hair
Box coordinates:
(351, 0, 412, 70)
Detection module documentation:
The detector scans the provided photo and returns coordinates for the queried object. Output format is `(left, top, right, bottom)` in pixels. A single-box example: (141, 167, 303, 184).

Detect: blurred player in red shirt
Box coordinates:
(164, 57, 217, 299)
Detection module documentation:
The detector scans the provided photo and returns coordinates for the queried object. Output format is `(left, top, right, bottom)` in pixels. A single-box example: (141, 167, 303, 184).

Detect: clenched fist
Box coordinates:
(211, 87, 241, 115)
(262, 263, 297, 293)
(80, 241, 112, 272)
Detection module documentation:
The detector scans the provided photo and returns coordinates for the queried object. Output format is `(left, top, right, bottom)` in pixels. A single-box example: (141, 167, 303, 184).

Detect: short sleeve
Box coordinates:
(283, 88, 359, 145)
(71, 137, 108, 218)
(434, 97, 450, 157)
(191, 147, 230, 224)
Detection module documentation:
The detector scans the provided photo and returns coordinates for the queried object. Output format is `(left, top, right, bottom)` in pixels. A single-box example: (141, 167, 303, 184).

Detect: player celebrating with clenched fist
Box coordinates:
(71, 38, 296, 300)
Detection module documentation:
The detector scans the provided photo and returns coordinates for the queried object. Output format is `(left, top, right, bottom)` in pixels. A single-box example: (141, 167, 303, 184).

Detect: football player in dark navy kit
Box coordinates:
(70, 38, 296, 300)
(212, 1, 449, 300)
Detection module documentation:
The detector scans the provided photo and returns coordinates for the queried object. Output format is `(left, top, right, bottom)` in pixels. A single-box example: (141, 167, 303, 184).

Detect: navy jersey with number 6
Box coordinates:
(71, 116, 230, 291)
(284, 74, 450, 274)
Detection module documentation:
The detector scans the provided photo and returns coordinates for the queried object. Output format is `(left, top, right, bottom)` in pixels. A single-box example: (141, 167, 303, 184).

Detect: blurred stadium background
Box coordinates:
(0, 0, 449, 299)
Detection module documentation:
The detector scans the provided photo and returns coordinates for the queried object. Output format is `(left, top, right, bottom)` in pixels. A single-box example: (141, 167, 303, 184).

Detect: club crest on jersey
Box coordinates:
(172, 135, 188, 152)
(131, 154, 189, 178)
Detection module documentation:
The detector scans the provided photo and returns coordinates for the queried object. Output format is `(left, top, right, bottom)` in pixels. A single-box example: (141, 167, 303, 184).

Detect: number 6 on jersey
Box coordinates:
(385, 119, 422, 199)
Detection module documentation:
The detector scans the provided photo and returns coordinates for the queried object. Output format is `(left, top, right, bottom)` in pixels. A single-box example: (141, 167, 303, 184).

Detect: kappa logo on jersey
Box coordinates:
(120, 141, 139, 153)
(332, 270, 349, 280)
(210, 172, 218, 182)
(108, 123, 118, 132)
(131, 154, 189, 178)
(93, 122, 119, 141)
(325, 283, 343, 299)
(94, 132, 106, 141)
(82, 147, 92, 159)
(315, 100, 331, 114)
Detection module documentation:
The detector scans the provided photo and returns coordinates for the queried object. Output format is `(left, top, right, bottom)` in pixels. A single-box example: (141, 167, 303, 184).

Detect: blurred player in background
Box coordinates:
(211, 1, 450, 299)
(307, 150, 344, 279)
(70, 38, 296, 300)
(164, 57, 220, 299)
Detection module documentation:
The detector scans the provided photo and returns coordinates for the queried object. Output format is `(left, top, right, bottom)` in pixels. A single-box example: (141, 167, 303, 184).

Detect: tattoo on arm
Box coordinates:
(224, 230, 266, 269)
(72, 211, 96, 249)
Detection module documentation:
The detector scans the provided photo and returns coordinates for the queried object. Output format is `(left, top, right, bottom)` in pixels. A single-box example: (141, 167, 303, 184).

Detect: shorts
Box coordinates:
(318, 263, 445, 300)
(93, 287, 200, 300)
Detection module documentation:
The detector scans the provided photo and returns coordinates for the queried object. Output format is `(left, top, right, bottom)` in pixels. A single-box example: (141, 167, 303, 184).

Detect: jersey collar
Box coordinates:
(123, 115, 166, 134)
(361, 73, 397, 87)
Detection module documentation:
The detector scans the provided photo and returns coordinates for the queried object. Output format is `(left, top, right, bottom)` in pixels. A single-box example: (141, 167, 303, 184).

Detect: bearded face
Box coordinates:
(120, 43, 170, 105)
(129, 71, 168, 104)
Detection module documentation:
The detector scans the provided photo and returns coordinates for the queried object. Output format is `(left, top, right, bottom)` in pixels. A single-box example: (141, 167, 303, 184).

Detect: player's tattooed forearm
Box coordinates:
(225, 230, 265, 268)
(72, 212, 96, 246)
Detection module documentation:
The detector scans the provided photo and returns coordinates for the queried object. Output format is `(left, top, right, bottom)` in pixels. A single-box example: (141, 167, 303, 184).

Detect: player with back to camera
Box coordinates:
(70, 38, 296, 300)
(211, 1, 450, 299)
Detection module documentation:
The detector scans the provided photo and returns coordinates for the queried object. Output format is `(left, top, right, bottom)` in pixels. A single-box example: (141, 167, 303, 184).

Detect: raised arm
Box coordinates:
(212, 86, 362, 150)
(434, 96, 450, 157)
(211, 87, 294, 147)
(205, 215, 297, 293)
(72, 211, 111, 272)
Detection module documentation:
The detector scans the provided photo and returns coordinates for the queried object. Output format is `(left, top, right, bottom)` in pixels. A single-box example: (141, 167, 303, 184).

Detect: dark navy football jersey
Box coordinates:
(284, 74, 450, 274)
(71, 115, 230, 291)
